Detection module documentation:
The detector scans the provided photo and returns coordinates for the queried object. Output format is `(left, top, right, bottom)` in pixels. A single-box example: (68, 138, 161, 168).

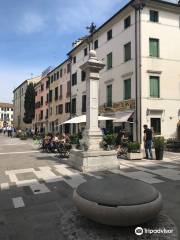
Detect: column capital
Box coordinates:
(80, 50, 105, 74)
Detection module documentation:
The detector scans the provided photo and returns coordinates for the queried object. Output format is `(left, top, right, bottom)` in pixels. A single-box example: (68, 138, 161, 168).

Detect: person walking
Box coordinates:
(7, 126, 10, 137)
(143, 124, 153, 160)
(9, 126, 12, 138)
(3, 126, 6, 135)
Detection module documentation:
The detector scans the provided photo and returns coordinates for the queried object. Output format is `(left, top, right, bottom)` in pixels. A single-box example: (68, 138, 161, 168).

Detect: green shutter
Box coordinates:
(107, 53, 112, 69)
(107, 85, 112, 107)
(149, 38, 159, 57)
(150, 76, 160, 97)
(124, 79, 131, 100)
(124, 42, 131, 61)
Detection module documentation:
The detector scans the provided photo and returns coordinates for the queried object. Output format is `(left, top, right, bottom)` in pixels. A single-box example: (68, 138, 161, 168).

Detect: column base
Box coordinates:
(68, 149, 119, 173)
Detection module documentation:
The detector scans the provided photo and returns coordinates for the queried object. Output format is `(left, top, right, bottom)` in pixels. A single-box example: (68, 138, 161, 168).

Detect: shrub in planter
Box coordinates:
(127, 142, 140, 153)
(20, 132, 28, 140)
(69, 134, 80, 149)
(20, 135, 28, 140)
(154, 136, 166, 160)
(127, 142, 142, 160)
(103, 134, 116, 150)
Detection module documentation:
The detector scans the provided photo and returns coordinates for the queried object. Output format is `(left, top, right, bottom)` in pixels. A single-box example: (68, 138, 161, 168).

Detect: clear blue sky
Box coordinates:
(0, 0, 175, 103)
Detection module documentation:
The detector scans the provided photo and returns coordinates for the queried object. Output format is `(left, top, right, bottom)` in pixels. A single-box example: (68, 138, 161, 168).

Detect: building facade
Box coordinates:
(13, 76, 41, 130)
(33, 75, 49, 133)
(47, 59, 71, 133)
(68, 0, 180, 142)
(0, 103, 13, 128)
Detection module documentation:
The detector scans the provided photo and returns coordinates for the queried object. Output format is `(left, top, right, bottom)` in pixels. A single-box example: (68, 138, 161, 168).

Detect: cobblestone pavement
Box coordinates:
(0, 135, 179, 239)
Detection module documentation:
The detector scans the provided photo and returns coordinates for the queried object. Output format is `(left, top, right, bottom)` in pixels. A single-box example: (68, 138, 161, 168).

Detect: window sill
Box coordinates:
(148, 97, 161, 100)
(124, 59, 132, 63)
(149, 56, 160, 59)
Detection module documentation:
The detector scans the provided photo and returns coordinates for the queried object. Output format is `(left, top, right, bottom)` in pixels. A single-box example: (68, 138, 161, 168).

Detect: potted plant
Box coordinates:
(103, 134, 116, 150)
(127, 142, 143, 160)
(20, 132, 28, 140)
(153, 136, 166, 160)
(70, 134, 79, 149)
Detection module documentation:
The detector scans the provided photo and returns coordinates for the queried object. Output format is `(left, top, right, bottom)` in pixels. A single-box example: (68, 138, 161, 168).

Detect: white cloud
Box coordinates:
(18, 12, 45, 34)
(56, 0, 126, 34)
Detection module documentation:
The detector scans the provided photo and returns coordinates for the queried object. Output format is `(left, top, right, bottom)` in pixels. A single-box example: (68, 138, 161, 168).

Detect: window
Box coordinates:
(150, 10, 159, 22)
(107, 52, 112, 70)
(106, 85, 112, 107)
(124, 16, 131, 29)
(60, 69, 63, 78)
(46, 109, 48, 119)
(107, 29, 112, 41)
(59, 85, 63, 99)
(46, 93, 49, 103)
(124, 79, 131, 100)
(65, 102, 71, 113)
(51, 75, 54, 83)
(81, 71, 86, 81)
(71, 98, 76, 114)
(82, 95, 86, 112)
(150, 76, 160, 98)
(72, 72, 77, 86)
(94, 39, 98, 49)
(67, 63, 71, 73)
(40, 96, 43, 106)
(73, 56, 76, 64)
(124, 42, 131, 62)
(58, 104, 63, 114)
(40, 110, 43, 120)
(54, 73, 56, 81)
(50, 107, 52, 116)
(67, 81, 71, 97)
(151, 118, 161, 135)
(84, 47, 88, 56)
(49, 90, 52, 102)
(55, 87, 58, 100)
(46, 79, 50, 89)
(149, 38, 159, 57)
(41, 84, 44, 91)
(57, 71, 59, 79)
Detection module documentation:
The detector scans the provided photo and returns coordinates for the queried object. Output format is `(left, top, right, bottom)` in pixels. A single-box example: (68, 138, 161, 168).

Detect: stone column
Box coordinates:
(68, 50, 118, 172)
(80, 50, 105, 151)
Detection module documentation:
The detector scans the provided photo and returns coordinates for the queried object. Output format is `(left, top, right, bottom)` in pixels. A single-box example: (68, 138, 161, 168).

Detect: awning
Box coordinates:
(59, 115, 115, 125)
(113, 111, 134, 123)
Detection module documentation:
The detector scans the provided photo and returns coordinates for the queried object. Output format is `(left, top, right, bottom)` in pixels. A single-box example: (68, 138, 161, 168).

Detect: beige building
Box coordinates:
(0, 102, 13, 128)
(68, 0, 180, 142)
(13, 76, 41, 130)
(47, 59, 71, 133)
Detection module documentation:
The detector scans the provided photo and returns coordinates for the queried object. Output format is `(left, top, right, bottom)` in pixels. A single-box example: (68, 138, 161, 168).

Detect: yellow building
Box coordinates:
(48, 59, 71, 133)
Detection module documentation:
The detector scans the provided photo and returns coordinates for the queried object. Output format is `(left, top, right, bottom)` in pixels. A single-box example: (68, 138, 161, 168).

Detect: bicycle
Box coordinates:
(117, 140, 129, 159)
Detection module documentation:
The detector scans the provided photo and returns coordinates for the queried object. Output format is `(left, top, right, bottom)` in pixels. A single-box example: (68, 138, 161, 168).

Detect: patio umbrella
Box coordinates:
(59, 115, 115, 125)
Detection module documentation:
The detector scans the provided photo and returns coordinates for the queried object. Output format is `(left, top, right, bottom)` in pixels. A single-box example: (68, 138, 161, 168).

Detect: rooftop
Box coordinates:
(0, 102, 13, 108)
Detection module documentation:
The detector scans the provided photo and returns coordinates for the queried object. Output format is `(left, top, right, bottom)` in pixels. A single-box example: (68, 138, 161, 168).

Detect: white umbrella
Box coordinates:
(59, 115, 115, 125)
